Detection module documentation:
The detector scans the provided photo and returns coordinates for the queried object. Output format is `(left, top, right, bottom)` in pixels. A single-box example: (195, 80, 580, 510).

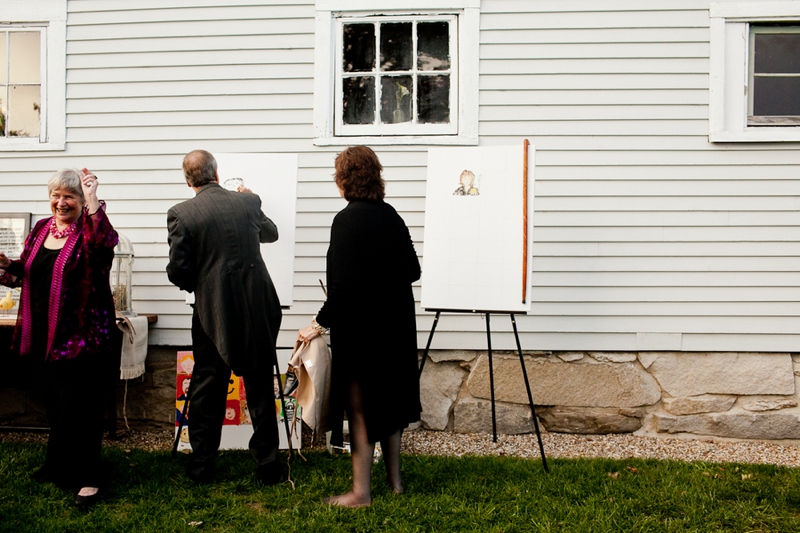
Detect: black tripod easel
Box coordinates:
(419, 310, 548, 473)
(172, 357, 296, 459)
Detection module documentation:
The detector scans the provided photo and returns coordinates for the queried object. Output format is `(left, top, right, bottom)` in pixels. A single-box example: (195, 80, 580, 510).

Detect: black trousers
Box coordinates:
(41, 351, 108, 489)
(187, 313, 279, 477)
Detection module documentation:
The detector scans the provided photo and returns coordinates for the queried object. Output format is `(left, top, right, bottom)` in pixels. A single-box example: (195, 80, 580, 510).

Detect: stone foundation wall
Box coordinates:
(112, 346, 187, 430)
(38, 346, 797, 442)
(420, 350, 800, 441)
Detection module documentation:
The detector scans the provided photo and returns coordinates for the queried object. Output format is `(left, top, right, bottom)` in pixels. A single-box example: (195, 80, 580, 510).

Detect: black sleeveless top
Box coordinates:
(29, 246, 61, 358)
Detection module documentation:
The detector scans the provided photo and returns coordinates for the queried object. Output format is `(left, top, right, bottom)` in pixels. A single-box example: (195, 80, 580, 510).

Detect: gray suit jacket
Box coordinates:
(166, 182, 282, 375)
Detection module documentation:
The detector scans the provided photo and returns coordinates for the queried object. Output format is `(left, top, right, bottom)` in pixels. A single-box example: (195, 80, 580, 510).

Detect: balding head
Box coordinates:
(183, 150, 218, 188)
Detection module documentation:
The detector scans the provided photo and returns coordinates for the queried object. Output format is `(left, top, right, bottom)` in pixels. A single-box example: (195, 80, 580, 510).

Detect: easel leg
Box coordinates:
(418, 311, 441, 376)
(510, 314, 549, 473)
(486, 313, 498, 443)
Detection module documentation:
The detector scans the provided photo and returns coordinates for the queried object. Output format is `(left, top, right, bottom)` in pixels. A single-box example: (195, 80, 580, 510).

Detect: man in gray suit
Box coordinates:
(167, 150, 283, 485)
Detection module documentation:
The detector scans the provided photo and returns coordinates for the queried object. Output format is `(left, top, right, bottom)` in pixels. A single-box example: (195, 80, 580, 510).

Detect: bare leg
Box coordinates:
(324, 380, 373, 508)
(380, 429, 404, 494)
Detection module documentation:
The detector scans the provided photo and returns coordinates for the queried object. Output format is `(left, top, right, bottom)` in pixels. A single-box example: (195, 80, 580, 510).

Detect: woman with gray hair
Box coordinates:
(0, 168, 120, 508)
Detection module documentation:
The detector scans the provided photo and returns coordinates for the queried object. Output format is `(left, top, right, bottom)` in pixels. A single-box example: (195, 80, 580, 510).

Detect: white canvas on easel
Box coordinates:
(183, 153, 298, 308)
(421, 143, 534, 314)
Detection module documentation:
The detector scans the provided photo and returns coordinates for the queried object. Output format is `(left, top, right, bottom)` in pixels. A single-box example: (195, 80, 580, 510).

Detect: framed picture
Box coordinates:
(0, 213, 31, 259)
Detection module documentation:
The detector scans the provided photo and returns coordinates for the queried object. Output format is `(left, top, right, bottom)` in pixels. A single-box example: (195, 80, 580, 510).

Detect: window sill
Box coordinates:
(0, 141, 65, 152)
(313, 135, 478, 147)
(710, 128, 800, 143)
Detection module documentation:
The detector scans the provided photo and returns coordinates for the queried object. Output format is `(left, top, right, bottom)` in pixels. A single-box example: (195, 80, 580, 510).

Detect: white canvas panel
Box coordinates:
(214, 152, 298, 308)
(421, 144, 534, 313)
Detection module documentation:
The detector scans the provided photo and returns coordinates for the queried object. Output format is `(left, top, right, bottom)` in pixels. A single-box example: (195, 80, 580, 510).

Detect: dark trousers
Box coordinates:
(188, 313, 279, 477)
(41, 352, 107, 489)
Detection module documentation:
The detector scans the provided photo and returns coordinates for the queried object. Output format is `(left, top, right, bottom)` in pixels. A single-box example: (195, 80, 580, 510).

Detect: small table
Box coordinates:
(0, 313, 158, 327)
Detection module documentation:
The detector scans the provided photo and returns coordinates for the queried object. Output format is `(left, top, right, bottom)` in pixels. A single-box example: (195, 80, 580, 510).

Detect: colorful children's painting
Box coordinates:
(175, 350, 301, 451)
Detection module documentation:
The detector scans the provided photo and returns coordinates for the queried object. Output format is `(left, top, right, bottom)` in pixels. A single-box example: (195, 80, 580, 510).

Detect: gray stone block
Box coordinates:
(466, 354, 661, 408)
(656, 411, 800, 439)
(644, 352, 794, 397)
(538, 406, 644, 434)
(420, 361, 468, 430)
(453, 393, 536, 435)
(662, 394, 736, 416)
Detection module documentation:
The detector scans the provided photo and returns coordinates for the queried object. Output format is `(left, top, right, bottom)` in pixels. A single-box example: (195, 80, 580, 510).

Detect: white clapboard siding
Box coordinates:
(0, 0, 797, 352)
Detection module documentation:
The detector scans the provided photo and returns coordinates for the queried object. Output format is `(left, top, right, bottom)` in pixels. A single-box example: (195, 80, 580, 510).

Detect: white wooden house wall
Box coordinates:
(0, 0, 797, 353)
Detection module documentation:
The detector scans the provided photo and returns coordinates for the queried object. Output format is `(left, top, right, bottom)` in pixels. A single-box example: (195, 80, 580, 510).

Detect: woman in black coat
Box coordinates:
(298, 146, 421, 508)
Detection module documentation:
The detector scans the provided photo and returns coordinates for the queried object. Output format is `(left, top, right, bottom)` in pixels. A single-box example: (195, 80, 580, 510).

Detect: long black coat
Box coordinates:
(166, 183, 282, 375)
(316, 199, 421, 443)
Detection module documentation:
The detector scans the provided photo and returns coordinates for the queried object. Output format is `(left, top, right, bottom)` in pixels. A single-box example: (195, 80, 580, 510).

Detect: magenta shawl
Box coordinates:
(0, 205, 118, 361)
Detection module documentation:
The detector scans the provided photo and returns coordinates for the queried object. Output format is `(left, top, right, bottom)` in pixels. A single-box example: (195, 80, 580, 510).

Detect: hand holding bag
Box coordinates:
(286, 336, 332, 441)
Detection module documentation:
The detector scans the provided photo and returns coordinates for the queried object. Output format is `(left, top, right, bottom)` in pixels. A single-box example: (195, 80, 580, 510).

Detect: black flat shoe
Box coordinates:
(74, 489, 101, 508)
(256, 461, 282, 486)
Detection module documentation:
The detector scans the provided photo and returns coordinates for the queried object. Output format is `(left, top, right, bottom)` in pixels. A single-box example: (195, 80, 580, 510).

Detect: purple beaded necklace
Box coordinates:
(49, 218, 77, 239)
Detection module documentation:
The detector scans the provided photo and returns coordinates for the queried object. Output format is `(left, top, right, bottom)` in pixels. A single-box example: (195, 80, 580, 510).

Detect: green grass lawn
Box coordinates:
(2, 442, 800, 532)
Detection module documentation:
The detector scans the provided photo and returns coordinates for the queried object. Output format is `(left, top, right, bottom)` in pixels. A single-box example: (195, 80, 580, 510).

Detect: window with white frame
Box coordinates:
(0, 0, 66, 151)
(337, 16, 457, 136)
(710, 2, 800, 142)
(314, 0, 479, 146)
(0, 28, 43, 140)
(748, 24, 800, 125)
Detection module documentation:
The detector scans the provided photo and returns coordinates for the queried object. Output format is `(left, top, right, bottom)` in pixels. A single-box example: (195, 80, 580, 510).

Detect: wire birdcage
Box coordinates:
(111, 232, 135, 316)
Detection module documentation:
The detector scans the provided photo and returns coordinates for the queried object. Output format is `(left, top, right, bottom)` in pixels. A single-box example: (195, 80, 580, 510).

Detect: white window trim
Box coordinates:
(710, 1, 800, 142)
(314, 0, 479, 146)
(0, 0, 66, 151)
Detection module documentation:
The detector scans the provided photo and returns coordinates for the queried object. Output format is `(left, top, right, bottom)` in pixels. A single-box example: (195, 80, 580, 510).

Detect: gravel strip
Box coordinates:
(402, 431, 800, 468)
(2, 427, 799, 468)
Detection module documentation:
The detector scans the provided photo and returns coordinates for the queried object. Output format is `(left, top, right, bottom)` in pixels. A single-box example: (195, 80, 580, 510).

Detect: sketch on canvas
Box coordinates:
(452, 170, 480, 196)
(421, 143, 534, 314)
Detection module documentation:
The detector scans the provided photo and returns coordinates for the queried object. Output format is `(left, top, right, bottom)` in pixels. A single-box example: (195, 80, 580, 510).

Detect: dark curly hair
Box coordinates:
(334, 146, 385, 201)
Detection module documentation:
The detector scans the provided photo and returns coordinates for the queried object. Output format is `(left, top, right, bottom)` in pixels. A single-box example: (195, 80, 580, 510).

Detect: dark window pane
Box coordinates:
(342, 77, 375, 124)
(380, 23, 412, 71)
(753, 77, 800, 115)
(343, 24, 375, 73)
(754, 32, 800, 74)
(8, 84, 40, 137)
(380, 76, 412, 124)
(418, 75, 450, 123)
(418, 22, 450, 71)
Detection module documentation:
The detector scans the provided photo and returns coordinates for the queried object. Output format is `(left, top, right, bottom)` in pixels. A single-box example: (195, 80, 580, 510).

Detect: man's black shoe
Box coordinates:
(32, 466, 58, 484)
(256, 462, 281, 486)
(186, 468, 214, 484)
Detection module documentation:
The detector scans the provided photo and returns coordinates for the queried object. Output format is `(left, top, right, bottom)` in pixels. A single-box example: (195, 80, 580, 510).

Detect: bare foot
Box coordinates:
(323, 491, 371, 508)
